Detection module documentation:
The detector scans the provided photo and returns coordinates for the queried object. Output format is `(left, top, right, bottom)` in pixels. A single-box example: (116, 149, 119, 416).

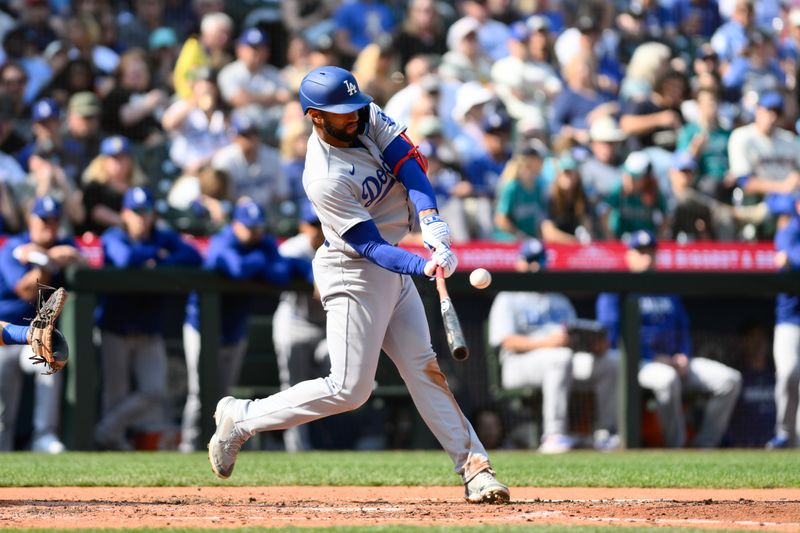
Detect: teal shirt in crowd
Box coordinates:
(604, 181, 667, 237)
(677, 123, 731, 181)
(495, 177, 548, 238)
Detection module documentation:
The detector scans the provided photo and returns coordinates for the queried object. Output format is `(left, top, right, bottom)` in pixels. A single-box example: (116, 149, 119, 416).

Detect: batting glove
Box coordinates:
(420, 214, 452, 251)
(423, 244, 458, 278)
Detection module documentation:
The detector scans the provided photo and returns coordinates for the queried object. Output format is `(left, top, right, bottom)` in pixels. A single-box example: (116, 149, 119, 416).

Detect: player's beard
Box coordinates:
(323, 120, 358, 144)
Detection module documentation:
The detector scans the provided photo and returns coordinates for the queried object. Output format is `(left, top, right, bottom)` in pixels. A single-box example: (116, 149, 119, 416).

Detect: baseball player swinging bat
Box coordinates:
(435, 266, 469, 361)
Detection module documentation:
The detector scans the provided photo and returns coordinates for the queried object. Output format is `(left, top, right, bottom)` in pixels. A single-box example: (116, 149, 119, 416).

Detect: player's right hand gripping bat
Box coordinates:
(435, 266, 469, 361)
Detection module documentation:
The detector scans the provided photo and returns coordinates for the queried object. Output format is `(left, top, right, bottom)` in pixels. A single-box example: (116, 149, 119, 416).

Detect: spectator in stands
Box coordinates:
(43, 58, 97, 109)
(449, 81, 495, 162)
(550, 53, 617, 147)
(16, 0, 58, 54)
(96, 186, 202, 450)
(162, 66, 231, 173)
(383, 56, 437, 127)
(711, 0, 755, 68)
(457, 0, 511, 61)
(494, 138, 549, 240)
(62, 92, 103, 184)
(173, 12, 233, 101)
(352, 37, 404, 108)
(620, 69, 689, 154)
(217, 27, 292, 139)
(1, 29, 51, 107)
(580, 116, 626, 208)
(63, 15, 119, 76)
(393, 0, 447, 68)
(0, 62, 31, 128)
(281, 0, 340, 52)
(26, 149, 87, 235)
(601, 151, 670, 239)
(722, 29, 785, 113)
(769, 194, 800, 448)
(676, 86, 732, 202)
(668, 151, 723, 241)
(166, 166, 232, 234)
(441, 16, 492, 84)
(488, 238, 620, 453)
(0, 196, 85, 452)
(491, 20, 561, 125)
(272, 201, 327, 451)
(211, 114, 288, 217)
(148, 27, 180, 92)
(101, 49, 169, 144)
(332, 0, 395, 65)
(728, 91, 800, 237)
(81, 135, 147, 236)
(596, 230, 742, 448)
(280, 121, 313, 206)
(180, 198, 311, 452)
(117, 0, 167, 51)
(618, 41, 672, 104)
(16, 98, 62, 172)
(542, 153, 594, 243)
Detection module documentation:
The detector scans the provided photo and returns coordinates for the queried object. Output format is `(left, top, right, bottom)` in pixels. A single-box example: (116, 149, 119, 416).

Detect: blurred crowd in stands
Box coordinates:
(0, 0, 798, 453)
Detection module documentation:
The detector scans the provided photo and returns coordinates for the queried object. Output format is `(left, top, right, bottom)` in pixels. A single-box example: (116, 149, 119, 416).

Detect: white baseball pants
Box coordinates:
(235, 251, 491, 481)
(638, 357, 742, 448)
(773, 323, 800, 444)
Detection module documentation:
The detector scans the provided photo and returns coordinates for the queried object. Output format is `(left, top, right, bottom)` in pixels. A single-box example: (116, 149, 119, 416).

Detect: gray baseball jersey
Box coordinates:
(233, 102, 494, 482)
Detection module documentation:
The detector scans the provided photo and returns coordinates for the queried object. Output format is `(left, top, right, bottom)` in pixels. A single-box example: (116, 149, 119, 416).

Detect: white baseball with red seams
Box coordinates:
(469, 268, 492, 289)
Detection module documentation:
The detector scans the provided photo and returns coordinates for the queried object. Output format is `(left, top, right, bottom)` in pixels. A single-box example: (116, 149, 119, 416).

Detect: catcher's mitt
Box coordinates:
(29, 286, 68, 374)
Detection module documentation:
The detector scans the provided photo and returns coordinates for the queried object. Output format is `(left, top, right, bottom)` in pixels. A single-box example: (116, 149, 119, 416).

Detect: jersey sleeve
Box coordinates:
(364, 103, 406, 152)
(306, 175, 371, 238)
(488, 293, 515, 347)
(727, 127, 753, 178)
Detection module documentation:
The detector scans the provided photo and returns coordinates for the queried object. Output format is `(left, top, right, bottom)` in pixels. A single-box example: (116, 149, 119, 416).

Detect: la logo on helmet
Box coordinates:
(343, 80, 358, 96)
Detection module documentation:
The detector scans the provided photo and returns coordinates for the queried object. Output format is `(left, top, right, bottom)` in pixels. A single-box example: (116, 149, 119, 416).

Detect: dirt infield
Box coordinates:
(2, 486, 799, 530)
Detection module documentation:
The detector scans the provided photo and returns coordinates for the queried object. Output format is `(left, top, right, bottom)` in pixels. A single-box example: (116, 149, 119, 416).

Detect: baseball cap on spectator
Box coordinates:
(233, 198, 266, 228)
(101, 135, 132, 157)
(231, 113, 258, 136)
(299, 200, 320, 225)
(447, 16, 481, 50)
(452, 82, 493, 122)
(758, 91, 783, 111)
(527, 15, 550, 33)
(31, 195, 62, 219)
(123, 186, 154, 212)
(627, 230, 657, 250)
(32, 98, 59, 122)
(149, 27, 178, 50)
(517, 138, 548, 158)
(519, 238, 547, 266)
(238, 27, 269, 47)
(480, 110, 511, 134)
(509, 21, 530, 41)
(622, 151, 650, 178)
(557, 153, 578, 172)
(672, 151, 697, 172)
(589, 116, 626, 143)
(68, 92, 101, 117)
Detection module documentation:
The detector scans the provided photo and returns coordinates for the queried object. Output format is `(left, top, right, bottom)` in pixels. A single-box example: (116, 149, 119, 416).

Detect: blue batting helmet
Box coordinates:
(299, 66, 373, 115)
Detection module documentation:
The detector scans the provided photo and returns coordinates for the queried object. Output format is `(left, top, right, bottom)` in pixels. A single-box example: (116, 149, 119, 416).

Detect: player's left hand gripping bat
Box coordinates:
(435, 266, 469, 361)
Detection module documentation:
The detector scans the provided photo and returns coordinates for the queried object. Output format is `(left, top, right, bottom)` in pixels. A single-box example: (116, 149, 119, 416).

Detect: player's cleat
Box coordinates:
(593, 429, 621, 451)
(208, 396, 249, 479)
(464, 468, 510, 504)
(31, 432, 65, 454)
(538, 433, 575, 454)
(766, 435, 791, 449)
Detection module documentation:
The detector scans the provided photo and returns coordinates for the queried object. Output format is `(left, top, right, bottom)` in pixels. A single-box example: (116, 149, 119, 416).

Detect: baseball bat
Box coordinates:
(435, 266, 469, 361)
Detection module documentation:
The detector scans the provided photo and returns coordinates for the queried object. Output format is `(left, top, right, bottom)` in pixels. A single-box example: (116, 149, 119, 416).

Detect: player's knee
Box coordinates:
(333, 383, 372, 411)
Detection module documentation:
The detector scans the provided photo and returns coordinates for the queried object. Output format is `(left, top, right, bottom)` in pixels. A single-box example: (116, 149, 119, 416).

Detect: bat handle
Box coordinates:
(435, 266, 447, 294)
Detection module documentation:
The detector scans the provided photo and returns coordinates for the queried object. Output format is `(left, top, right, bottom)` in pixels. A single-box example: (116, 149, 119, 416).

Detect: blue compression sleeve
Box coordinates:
(343, 220, 427, 276)
(383, 135, 437, 212)
(2, 324, 30, 345)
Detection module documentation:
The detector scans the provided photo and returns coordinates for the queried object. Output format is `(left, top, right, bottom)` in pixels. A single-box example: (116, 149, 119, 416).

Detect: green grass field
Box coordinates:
(4, 450, 798, 532)
(1, 449, 799, 488)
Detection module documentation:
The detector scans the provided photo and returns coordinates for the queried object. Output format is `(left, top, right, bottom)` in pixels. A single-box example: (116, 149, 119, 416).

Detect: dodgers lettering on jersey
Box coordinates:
(303, 103, 414, 257)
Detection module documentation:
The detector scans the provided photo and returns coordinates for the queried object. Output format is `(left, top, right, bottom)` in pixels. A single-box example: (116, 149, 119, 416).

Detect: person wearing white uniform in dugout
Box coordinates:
(208, 66, 509, 503)
(488, 238, 620, 454)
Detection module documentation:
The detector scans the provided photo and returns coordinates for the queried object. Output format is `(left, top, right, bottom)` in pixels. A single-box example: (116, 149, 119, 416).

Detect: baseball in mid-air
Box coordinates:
(469, 268, 492, 289)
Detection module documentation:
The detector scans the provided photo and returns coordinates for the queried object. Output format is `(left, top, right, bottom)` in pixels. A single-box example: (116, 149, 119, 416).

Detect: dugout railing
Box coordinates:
(58, 267, 800, 450)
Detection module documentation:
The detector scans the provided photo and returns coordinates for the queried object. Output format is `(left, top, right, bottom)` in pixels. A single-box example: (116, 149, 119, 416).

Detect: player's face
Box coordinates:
(232, 220, 263, 245)
(122, 208, 153, 241)
(309, 109, 359, 147)
(626, 247, 656, 273)
(29, 215, 59, 248)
